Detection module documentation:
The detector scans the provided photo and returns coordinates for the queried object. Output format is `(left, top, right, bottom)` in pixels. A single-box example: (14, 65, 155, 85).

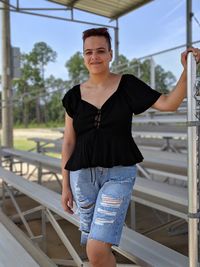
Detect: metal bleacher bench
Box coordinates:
(30, 137, 187, 155)
(28, 137, 62, 154)
(132, 106, 187, 124)
(29, 124, 187, 154)
(2, 147, 187, 176)
(1, 148, 188, 219)
(0, 209, 56, 267)
(132, 124, 187, 152)
(0, 167, 191, 267)
(1, 147, 61, 185)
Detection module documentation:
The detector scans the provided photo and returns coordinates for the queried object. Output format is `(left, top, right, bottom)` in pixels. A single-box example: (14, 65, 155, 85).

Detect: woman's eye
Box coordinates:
(85, 51, 92, 56)
(97, 50, 106, 54)
(84, 50, 106, 56)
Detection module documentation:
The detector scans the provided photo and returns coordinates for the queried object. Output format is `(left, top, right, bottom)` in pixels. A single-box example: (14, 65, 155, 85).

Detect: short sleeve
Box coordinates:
(124, 74, 162, 115)
(62, 88, 77, 118)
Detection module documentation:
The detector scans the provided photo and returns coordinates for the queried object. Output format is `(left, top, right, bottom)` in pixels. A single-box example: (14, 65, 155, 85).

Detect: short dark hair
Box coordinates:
(82, 27, 112, 51)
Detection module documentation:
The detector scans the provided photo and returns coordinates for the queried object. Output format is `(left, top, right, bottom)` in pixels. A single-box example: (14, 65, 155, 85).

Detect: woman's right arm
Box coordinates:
(61, 113, 76, 214)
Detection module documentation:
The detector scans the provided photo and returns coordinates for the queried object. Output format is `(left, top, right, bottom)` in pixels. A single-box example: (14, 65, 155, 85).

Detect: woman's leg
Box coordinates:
(86, 239, 116, 267)
(86, 165, 137, 267)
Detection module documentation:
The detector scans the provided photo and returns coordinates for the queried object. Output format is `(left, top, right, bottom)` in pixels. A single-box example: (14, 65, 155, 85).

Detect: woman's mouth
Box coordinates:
(90, 62, 101, 65)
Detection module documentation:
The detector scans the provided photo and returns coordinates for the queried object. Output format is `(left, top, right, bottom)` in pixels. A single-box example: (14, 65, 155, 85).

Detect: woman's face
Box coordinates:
(83, 36, 112, 75)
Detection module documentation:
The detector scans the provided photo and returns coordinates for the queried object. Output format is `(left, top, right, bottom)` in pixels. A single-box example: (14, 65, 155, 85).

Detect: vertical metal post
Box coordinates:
(187, 52, 198, 267)
(38, 163, 42, 184)
(186, 0, 192, 48)
(114, 19, 119, 64)
(130, 200, 136, 230)
(41, 208, 47, 253)
(198, 77, 200, 267)
(137, 64, 141, 79)
(1, 0, 13, 148)
(150, 57, 155, 89)
(1, 182, 6, 212)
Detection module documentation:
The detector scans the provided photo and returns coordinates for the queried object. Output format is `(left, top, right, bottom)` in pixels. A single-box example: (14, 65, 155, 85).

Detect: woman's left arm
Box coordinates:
(152, 47, 200, 112)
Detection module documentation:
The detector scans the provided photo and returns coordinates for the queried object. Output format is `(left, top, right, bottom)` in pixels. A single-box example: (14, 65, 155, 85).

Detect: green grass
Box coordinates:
(14, 122, 64, 129)
(14, 137, 61, 158)
(14, 138, 36, 151)
(46, 152, 61, 159)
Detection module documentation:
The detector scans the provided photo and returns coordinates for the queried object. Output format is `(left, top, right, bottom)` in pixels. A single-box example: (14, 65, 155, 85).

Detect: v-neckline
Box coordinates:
(79, 74, 124, 110)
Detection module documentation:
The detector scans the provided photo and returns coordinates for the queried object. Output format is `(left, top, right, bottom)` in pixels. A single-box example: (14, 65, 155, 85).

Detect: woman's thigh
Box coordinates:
(70, 168, 99, 206)
(70, 168, 99, 244)
(88, 165, 137, 246)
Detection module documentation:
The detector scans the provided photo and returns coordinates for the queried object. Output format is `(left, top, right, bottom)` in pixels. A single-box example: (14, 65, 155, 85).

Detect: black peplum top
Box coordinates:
(62, 74, 162, 171)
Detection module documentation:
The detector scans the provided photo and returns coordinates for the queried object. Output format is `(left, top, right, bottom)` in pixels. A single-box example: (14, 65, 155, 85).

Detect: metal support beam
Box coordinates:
(45, 208, 84, 267)
(41, 208, 47, 253)
(137, 164, 152, 180)
(186, 0, 192, 48)
(114, 19, 119, 64)
(0, 7, 116, 29)
(150, 57, 155, 89)
(1, 0, 13, 147)
(4, 183, 34, 238)
(130, 201, 136, 230)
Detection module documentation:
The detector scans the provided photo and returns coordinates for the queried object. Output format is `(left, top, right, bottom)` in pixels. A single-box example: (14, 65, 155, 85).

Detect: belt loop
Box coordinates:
(90, 168, 93, 183)
(90, 167, 96, 185)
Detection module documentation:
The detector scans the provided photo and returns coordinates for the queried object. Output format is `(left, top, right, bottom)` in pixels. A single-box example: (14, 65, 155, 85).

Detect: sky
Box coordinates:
(0, 0, 200, 82)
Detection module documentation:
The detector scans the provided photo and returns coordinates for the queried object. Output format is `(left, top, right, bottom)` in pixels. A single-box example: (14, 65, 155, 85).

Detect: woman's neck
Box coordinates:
(88, 72, 113, 86)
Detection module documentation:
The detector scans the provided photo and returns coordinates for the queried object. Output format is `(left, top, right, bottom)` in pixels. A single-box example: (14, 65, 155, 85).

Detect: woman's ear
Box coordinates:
(109, 49, 113, 61)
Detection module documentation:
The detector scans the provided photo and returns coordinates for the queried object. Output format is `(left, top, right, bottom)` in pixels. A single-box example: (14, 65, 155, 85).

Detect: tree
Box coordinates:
(13, 42, 57, 126)
(28, 42, 57, 123)
(13, 53, 43, 127)
(45, 75, 70, 123)
(155, 65, 176, 93)
(65, 52, 88, 83)
(127, 58, 176, 93)
(30, 42, 57, 81)
(111, 54, 131, 74)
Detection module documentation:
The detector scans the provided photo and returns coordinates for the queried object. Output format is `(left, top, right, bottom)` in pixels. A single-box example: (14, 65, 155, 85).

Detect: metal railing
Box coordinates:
(112, 40, 200, 92)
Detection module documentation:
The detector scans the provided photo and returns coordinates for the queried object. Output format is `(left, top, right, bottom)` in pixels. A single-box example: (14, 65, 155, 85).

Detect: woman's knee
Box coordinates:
(86, 239, 112, 265)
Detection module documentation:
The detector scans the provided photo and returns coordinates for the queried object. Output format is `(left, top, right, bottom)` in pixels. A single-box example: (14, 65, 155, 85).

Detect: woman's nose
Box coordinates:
(91, 51, 99, 59)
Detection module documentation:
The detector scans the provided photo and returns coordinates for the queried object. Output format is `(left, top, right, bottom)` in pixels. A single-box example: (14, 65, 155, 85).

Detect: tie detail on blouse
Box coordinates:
(94, 109, 101, 129)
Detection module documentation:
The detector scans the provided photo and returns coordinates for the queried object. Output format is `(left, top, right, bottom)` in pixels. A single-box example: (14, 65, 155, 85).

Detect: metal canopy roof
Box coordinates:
(48, 0, 153, 20)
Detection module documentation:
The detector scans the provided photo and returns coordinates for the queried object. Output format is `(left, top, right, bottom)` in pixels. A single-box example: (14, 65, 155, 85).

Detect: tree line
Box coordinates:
(0, 41, 180, 127)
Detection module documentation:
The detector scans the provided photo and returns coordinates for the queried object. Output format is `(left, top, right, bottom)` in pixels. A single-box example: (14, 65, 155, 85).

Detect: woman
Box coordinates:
(62, 27, 200, 267)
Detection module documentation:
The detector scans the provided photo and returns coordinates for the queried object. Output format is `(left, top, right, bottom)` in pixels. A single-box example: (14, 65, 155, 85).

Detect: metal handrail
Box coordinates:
(187, 52, 199, 266)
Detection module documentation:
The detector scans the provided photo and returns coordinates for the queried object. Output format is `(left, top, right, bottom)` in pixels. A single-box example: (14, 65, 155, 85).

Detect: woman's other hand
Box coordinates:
(181, 47, 200, 69)
(61, 188, 74, 214)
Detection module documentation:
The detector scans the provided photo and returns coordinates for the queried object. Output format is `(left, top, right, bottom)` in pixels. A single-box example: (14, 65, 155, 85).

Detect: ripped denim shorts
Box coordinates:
(69, 165, 137, 246)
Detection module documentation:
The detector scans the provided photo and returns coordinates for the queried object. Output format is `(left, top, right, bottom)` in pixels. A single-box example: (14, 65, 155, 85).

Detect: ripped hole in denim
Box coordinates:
(101, 194, 122, 208)
(94, 194, 123, 226)
(79, 202, 94, 209)
(97, 208, 117, 216)
(94, 218, 115, 225)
